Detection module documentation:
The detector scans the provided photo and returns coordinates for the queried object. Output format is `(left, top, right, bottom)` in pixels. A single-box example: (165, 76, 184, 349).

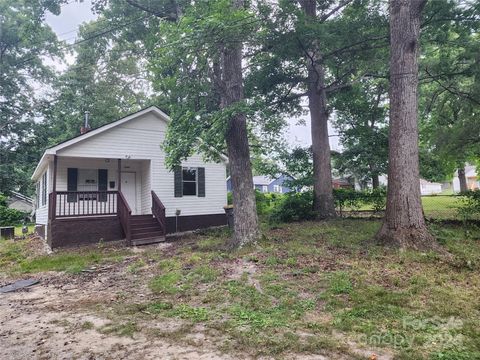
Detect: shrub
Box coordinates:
(228, 190, 283, 216)
(0, 194, 27, 226)
(270, 192, 316, 223)
(333, 188, 386, 213)
(457, 190, 480, 222)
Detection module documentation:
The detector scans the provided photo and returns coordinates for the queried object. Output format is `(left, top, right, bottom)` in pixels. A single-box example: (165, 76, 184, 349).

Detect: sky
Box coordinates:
(45, 1, 340, 152)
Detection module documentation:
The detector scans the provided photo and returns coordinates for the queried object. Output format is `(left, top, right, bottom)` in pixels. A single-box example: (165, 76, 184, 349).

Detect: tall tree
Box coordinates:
(247, 0, 388, 218)
(221, 0, 260, 247)
(332, 79, 389, 188)
(376, 0, 436, 249)
(300, 0, 336, 218)
(0, 0, 63, 194)
(146, 0, 260, 247)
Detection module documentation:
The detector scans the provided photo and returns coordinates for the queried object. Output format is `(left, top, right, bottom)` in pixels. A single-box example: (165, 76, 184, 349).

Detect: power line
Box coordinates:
(11, 13, 154, 68)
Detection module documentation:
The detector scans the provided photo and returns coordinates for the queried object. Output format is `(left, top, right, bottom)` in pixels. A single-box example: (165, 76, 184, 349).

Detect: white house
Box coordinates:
(453, 165, 479, 193)
(419, 179, 442, 195)
(32, 106, 228, 248)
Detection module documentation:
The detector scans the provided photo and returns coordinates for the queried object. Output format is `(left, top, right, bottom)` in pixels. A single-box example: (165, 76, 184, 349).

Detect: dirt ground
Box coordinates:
(0, 237, 392, 360)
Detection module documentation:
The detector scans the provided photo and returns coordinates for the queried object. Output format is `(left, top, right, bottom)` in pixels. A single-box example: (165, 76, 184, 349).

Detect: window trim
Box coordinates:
(41, 172, 47, 206)
(182, 167, 198, 196)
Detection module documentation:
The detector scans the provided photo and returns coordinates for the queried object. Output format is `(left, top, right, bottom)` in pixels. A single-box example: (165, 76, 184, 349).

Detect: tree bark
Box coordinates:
(222, 0, 260, 248)
(372, 174, 380, 189)
(301, 0, 336, 219)
(458, 166, 468, 193)
(376, 0, 436, 250)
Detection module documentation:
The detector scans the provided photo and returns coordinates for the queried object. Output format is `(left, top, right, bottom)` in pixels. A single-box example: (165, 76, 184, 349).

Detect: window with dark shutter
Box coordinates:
(98, 169, 108, 202)
(182, 168, 197, 196)
(174, 166, 183, 197)
(198, 167, 205, 197)
(67, 168, 78, 202)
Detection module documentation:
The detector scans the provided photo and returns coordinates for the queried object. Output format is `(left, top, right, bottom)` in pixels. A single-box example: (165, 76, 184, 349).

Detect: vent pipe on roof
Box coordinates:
(80, 111, 91, 134)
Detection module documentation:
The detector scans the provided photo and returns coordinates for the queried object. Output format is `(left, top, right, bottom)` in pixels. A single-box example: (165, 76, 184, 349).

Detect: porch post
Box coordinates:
(51, 155, 57, 220)
(118, 159, 121, 192)
(52, 155, 57, 192)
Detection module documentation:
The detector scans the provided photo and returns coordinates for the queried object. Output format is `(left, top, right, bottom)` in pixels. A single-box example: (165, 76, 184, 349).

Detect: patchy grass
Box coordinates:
(14, 224, 35, 237)
(0, 238, 132, 275)
(3, 219, 480, 359)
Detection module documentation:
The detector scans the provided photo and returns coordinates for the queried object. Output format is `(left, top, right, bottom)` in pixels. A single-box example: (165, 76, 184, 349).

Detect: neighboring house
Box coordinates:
(453, 165, 479, 193)
(226, 174, 294, 194)
(332, 178, 353, 189)
(7, 191, 34, 213)
(420, 179, 442, 195)
(32, 106, 228, 248)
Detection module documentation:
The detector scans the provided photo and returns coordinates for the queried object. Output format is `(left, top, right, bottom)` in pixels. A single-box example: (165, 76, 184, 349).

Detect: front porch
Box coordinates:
(47, 155, 166, 247)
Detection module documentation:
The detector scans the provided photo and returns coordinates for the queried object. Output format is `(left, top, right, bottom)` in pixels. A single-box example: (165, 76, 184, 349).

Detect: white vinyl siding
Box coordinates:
(52, 112, 226, 217)
(35, 164, 50, 226)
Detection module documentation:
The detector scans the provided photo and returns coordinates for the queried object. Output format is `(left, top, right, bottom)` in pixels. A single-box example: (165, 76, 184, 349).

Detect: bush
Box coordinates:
(457, 190, 480, 222)
(333, 188, 386, 213)
(0, 194, 28, 226)
(228, 190, 283, 216)
(270, 192, 316, 223)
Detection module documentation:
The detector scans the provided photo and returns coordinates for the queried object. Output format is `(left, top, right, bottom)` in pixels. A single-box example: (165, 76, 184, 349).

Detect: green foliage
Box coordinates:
(229, 190, 282, 216)
(334, 188, 387, 213)
(270, 189, 387, 223)
(0, 194, 27, 226)
(331, 80, 389, 186)
(457, 190, 480, 222)
(0, 0, 63, 195)
(270, 192, 316, 223)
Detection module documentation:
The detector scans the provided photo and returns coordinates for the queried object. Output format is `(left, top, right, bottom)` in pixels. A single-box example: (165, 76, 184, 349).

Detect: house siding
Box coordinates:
(35, 164, 50, 226)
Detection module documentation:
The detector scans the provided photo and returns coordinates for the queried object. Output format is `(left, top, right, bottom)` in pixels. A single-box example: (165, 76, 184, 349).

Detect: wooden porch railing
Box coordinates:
(117, 191, 132, 244)
(51, 191, 118, 218)
(151, 190, 166, 234)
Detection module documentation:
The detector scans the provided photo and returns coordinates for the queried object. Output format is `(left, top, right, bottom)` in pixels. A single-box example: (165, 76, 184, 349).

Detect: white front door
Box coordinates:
(121, 172, 137, 214)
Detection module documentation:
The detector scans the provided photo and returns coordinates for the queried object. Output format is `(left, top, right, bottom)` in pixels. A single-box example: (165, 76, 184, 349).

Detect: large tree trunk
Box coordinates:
(301, 0, 336, 219)
(222, 0, 260, 248)
(458, 166, 468, 193)
(376, 0, 436, 250)
(372, 174, 380, 189)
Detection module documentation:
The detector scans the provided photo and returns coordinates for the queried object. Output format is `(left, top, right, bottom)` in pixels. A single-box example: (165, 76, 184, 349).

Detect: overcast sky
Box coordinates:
(45, 1, 340, 151)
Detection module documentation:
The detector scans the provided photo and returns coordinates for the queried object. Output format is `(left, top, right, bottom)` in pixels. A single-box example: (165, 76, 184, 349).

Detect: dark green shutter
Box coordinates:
(67, 168, 78, 202)
(98, 169, 108, 202)
(174, 166, 183, 197)
(198, 167, 205, 197)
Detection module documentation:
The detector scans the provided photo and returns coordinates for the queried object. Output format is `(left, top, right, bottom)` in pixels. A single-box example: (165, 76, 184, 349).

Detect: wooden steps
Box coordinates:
(130, 214, 165, 246)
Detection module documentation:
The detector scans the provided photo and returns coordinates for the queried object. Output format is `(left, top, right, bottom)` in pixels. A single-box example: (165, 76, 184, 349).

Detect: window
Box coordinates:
(78, 169, 98, 200)
(36, 181, 40, 207)
(41, 172, 47, 206)
(262, 185, 268, 193)
(182, 167, 197, 196)
(273, 184, 282, 193)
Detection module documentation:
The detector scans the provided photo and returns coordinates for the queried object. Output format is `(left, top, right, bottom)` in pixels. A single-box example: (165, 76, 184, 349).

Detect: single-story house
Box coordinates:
(227, 174, 294, 194)
(7, 191, 34, 213)
(332, 178, 353, 189)
(32, 106, 228, 248)
(453, 165, 479, 193)
(420, 179, 442, 195)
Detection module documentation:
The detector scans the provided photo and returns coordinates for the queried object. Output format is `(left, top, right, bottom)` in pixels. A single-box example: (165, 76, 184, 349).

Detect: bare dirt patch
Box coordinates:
(0, 267, 235, 360)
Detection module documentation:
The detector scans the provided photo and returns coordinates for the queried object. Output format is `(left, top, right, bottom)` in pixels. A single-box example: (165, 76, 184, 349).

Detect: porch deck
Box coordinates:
(48, 189, 166, 247)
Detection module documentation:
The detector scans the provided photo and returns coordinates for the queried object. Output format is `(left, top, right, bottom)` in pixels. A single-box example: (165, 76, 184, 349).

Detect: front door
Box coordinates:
(121, 172, 137, 214)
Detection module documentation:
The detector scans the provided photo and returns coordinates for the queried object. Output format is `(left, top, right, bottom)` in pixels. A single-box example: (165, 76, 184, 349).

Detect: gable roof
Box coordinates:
(32, 106, 228, 180)
(253, 175, 274, 186)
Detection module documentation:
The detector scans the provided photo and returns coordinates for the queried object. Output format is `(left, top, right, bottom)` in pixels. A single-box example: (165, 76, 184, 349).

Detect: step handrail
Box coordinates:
(151, 190, 166, 234)
(117, 191, 132, 244)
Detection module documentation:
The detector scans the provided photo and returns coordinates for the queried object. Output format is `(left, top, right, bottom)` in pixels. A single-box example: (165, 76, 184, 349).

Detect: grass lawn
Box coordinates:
(1, 219, 480, 358)
(14, 224, 35, 237)
(343, 196, 467, 220)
